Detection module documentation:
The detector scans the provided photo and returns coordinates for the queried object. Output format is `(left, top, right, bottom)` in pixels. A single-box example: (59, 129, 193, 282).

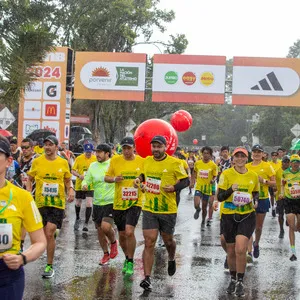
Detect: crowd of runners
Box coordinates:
(1, 133, 299, 298)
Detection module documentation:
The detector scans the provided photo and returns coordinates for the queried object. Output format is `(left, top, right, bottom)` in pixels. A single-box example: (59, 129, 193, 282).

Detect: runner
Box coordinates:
(275, 155, 290, 238)
(269, 151, 281, 218)
(33, 138, 45, 156)
(104, 137, 144, 276)
(191, 146, 218, 228)
(280, 154, 300, 261)
(81, 144, 118, 265)
(217, 147, 259, 297)
(0, 136, 46, 299)
(187, 151, 196, 195)
(246, 144, 275, 259)
(71, 143, 96, 232)
(10, 137, 21, 162)
(27, 135, 75, 278)
(139, 135, 189, 291)
(60, 142, 75, 162)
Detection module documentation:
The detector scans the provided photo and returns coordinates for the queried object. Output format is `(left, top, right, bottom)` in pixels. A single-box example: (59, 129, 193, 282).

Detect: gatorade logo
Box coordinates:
(46, 85, 57, 97)
(200, 72, 214, 87)
(182, 72, 196, 86)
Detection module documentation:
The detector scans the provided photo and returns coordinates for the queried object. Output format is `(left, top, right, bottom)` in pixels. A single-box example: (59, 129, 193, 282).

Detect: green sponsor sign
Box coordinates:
(116, 67, 139, 86)
(164, 71, 178, 84)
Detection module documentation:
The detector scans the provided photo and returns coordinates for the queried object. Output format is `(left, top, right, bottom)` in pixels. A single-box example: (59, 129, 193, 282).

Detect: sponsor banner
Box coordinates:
(24, 101, 42, 119)
(24, 82, 42, 100)
(70, 115, 90, 124)
(152, 54, 226, 103)
(42, 121, 60, 137)
(232, 57, 300, 106)
(74, 52, 147, 101)
(42, 102, 60, 120)
(23, 120, 40, 137)
(43, 82, 61, 100)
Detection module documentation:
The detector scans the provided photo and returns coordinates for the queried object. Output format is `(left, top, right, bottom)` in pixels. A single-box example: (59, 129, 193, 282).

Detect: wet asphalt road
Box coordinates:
(23, 189, 300, 300)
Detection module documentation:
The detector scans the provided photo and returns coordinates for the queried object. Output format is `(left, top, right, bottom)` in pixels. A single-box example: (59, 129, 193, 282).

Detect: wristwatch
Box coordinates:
(18, 253, 27, 265)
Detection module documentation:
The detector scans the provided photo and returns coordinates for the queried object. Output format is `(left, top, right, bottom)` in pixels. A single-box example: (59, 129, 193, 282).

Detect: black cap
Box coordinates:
(252, 144, 263, 152)
(150, 135, 167, 146)
(10, 137, 17, 145)
(0, 139, 11, 156)
(120, 137, 134, 147)
(282, 155, 290, 162)
(96, 143, 112, 155)
(44, 135, 58, 145)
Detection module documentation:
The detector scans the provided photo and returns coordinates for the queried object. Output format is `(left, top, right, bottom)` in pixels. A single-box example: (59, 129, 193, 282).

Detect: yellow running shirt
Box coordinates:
(106, 154, 145, 210)
(282, 168, 300, 199)
(246, 161, 275, 199)
(72, 154, 97, 191)
(143, 155, 188, 214)
(194, 160, 218, 196)
(275, 168, 283, 201)
(0, 181, 43, 255)
(270, 161, 281, 173)
(28, 155, 72, 209)
(218, 167, 259, 215)
(33, 145, 44, 155)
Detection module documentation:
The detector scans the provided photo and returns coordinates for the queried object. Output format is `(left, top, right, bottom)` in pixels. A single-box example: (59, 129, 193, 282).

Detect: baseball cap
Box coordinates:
(38, 138, 44, 146)
(0, 139, 11, 156)
(232, 147, 248, 157)
(252, 144, 264, 152)
(10, 137, 17, 145)
(96, 143, 112, 155)
(44, 135, 58, 145)
(120, 137, 134, 147)
(150, 135, 167, 146)
(84, 143, 94, 153)
(290, 154, 300, 162)
(282, 155, 290, 162)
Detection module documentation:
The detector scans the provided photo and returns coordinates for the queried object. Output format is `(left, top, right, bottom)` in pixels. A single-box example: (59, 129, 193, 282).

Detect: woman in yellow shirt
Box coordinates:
(0, 136, 46, 299)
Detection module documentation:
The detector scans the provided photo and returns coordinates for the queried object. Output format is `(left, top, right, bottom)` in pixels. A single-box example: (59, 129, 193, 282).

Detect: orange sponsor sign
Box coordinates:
(232, 57, 300, 107)
(74, 52, 147, 101)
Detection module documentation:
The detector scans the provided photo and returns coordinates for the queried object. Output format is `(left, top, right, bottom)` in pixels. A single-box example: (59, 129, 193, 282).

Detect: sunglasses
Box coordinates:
(21, 146, 31, 149)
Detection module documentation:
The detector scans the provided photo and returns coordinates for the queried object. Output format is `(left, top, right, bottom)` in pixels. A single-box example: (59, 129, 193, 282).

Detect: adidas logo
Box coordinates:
(163, 169, 168, 172)
(251, 72, 283, 91)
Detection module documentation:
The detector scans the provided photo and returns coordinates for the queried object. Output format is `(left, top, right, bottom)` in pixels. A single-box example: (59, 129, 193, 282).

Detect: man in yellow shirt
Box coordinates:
(28, 135, 75, 278)
(33, 138, 45, 156)
(71, 143, 97, 232)
(269, 151, 281, 217)
(191, 146, 218, 228)
(105, 137, 144, 276)
(139, 135, 189, 291)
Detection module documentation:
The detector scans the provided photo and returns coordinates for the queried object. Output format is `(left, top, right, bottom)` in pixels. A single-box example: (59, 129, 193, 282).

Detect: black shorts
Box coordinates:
(92, 204, 114, 226)
(222, 212, 256, 244)
(142, 210, 177, 235)
(269, 187, 274, 197)
(113, 206, 141, 231)
(276, 200, 284, 215)
(220, 217, 225, 235)
(39, 207, 64, 229)
(75, 190, 94, 199)
(284, 198, 300, 215)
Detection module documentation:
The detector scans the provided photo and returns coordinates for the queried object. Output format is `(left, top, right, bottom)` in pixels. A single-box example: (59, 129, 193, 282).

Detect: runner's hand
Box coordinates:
(213, 201, 218, 211)
(163, 185, 175, 193)
(133, 178, 140, 188)
(115, 175, 123, 183)
(232, 184, 238, 191)
(79, 175, 85, 180)
(254, 201, 258, 209)
(67, 190, 75, 202)
(3, 254, 23, 270)
(82, 185, 88, 191)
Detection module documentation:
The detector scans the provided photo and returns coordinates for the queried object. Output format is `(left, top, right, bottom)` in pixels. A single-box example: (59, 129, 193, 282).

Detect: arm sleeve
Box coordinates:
(174, 177, 190, 192)
(217, 187, 234, 202)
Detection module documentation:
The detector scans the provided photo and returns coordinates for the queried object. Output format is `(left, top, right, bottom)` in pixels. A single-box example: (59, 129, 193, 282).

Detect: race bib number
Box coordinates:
(232, 191, 252, 207)
(122, 187, 138, 201)
(42, 183, 59, 197)
(0, 224, 12, 252)
(199, 170, 209, 179)
(145, 178, 161, 194)
(289, 184, 300, 199)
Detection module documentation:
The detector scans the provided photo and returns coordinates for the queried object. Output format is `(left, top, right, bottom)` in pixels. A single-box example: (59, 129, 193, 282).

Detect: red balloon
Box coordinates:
(134, 119, 178, 158)
(193, 139, 198, 145)
(170, 110, 193, 132)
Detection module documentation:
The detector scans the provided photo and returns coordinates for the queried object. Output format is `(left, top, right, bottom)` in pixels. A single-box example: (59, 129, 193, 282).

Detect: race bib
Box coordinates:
(42, 183, 59, 197)
(232, 191, 252, 207)
(289, 184, 300, 199)
(199, 170, 209, 179)
(0, 224, 12, 252)
(145, 178, 161, 194)
(122, 187, 138, 201)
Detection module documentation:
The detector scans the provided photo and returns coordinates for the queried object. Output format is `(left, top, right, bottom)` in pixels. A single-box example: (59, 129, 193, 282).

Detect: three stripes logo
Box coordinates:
(251, 72, 283, 91)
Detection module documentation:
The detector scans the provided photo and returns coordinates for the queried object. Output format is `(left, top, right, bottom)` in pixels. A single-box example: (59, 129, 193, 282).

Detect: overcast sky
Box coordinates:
(132, 0, 300, 58)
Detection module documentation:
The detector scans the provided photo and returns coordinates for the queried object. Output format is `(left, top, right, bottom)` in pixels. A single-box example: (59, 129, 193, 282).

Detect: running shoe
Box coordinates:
(253, 242, 260, 258)
(247, 252, 253, 264)
(99, 253, 110, 265)
(224, 256, 228, 269)
(42, 265, 55, 278)
(168, 260, 176, 276)
(235, 281, 245, 297)
(110, 241, 118, 259)
(140, 277, 152, 291)
(290, 254, 297, 261)
(82, 223, 88, 232)
(194, 208, 201, 220)
(272, 209, 276, 218)
(279, 230, 284, 239)
(206, 219, 212, 227)
(226, 279, 236, 294)
(125, 262, 134, 276)
(122, 259, 128, 273)
(74, 219, 80, 231)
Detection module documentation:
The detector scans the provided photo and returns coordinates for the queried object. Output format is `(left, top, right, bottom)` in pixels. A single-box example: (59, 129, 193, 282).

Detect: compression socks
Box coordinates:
(291, 245, 296, 255)
(85, 207, 92, 223)
(237, 273, 244, 282)
(230, 270, 237, 281)
(75, 205, 81, 220)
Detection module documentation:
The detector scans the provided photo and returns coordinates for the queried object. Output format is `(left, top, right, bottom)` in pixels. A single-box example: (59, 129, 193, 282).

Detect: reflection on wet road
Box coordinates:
(24, 189, 300, 299)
